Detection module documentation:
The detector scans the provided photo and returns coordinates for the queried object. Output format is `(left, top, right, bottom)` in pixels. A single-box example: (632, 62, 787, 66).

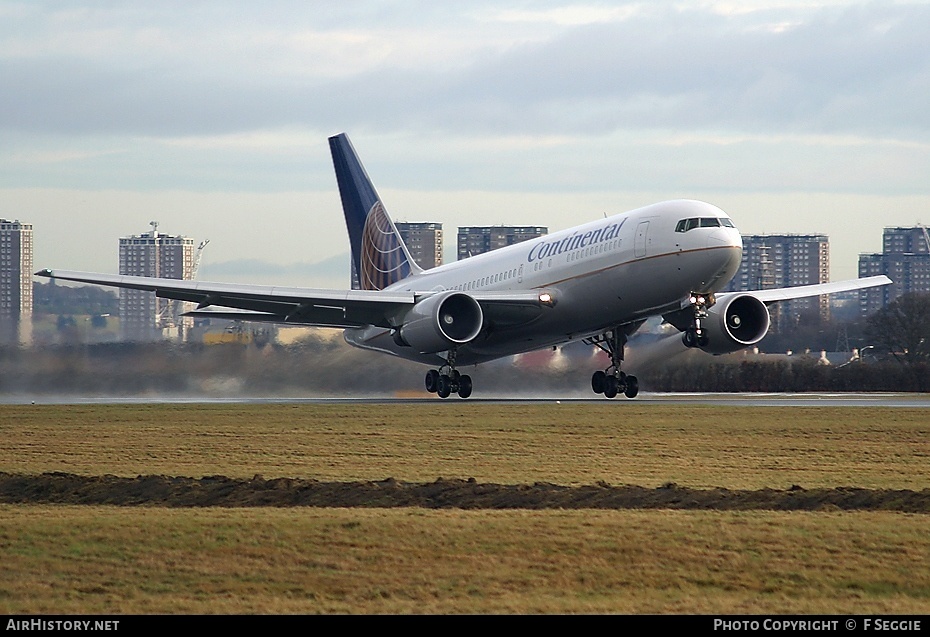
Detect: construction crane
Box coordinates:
(193, 239, 209, 280)
(159, 237, 210, 339)
(173, 239, 210, 339)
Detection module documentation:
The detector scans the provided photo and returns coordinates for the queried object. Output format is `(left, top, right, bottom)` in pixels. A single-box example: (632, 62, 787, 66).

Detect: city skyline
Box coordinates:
(15, 214, 930, 324)
(2, 2, 928, 288)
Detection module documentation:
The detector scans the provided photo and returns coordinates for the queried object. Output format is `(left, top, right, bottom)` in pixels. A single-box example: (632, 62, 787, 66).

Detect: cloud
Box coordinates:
(2, 2, 927, 141)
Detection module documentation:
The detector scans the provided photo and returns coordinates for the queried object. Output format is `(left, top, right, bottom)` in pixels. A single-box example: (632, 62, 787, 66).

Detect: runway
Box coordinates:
(5, 392, 930, 407)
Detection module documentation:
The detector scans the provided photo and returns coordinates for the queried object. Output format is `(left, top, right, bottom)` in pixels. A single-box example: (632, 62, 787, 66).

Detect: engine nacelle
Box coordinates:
(394, 291, 484, 353)
(698, 294, 770, 355)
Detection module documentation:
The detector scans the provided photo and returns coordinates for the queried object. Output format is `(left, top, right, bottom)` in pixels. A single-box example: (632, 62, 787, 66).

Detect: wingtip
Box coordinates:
(34, 268, 53, 277)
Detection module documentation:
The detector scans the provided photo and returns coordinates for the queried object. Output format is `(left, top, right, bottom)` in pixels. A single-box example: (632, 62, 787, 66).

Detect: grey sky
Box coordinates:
(2, 0, 929, 286)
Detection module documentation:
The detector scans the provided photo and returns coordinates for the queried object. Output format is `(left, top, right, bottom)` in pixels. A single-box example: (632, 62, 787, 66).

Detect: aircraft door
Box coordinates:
(518, 263, 523, 283)
(634, 221, 650, 258)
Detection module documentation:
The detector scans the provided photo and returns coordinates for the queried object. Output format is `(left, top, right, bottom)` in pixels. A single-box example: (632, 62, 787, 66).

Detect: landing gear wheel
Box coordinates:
(431, 346, 471, 399)
(437, 374, 451, 399)
(457, 375, 472, 399)
(585, 326, 642, 399)
(603, 375, 619, 398)
(425, 369, 439, 393)
(683, 328, 708, 348)
(624, 375, 639, 399)
(683, 329, 696, 348)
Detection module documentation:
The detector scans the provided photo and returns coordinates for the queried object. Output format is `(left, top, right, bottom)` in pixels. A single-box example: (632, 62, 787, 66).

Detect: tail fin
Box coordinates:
(329, 133, 422, 290)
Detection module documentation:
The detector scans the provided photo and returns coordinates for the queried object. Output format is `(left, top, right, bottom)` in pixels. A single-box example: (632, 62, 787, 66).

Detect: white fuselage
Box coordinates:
(345, 199, 743, 365)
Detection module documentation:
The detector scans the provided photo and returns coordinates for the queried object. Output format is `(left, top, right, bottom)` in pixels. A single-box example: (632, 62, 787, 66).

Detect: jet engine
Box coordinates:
(394, 291, 484, 353)
(697, 293, 770, 355)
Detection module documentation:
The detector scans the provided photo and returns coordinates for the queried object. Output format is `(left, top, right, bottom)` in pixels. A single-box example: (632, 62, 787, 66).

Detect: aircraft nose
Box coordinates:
(707, 228, 742, 250)
(707, 230, 742, 287)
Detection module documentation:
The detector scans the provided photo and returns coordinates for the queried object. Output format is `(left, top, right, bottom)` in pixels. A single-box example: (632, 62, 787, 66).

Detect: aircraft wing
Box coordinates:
(662, 274, 891, 336)
(34, 269, 546, 329)
(717, 275, 892, 304)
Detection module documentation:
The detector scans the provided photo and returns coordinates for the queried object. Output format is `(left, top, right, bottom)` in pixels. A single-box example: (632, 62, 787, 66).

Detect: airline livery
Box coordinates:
(37, 133, 890, 398)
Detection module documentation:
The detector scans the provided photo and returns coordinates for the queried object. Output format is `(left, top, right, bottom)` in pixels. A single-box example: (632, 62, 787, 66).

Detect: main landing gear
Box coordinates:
(425, 348, 472, 399)
(585, 329, 639, 399)
(682, 293, 712, 348)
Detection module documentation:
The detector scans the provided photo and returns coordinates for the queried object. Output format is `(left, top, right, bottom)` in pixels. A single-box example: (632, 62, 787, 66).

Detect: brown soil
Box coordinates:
(2, 472, 929, 512)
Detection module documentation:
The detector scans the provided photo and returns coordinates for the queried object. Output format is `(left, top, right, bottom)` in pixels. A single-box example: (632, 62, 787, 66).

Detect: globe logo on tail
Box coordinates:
(360, 201, 412, 290)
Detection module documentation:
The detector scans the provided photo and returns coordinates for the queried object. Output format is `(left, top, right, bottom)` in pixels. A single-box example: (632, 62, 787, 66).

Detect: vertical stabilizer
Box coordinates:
(329, 133, 422, 290)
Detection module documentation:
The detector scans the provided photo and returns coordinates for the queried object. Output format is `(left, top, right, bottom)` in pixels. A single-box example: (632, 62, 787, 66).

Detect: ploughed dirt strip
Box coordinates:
(2, 472, 930, 512)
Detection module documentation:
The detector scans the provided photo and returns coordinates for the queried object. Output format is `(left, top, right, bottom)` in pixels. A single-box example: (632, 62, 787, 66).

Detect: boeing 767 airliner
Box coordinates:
(37, 133, 890, 398)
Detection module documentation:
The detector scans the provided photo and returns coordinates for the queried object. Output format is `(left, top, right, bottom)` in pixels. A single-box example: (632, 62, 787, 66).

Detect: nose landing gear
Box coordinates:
(682, 293, 713, 348)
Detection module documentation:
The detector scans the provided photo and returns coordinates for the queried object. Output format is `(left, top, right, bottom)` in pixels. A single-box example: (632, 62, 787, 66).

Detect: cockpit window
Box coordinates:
(677, 216, 734, 232)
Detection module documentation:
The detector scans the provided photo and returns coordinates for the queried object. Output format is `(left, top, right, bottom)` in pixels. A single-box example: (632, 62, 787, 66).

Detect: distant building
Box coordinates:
(882, 226, 930, 256)
(0, 219, 33, 345)
(457, 225, 548, 260)
(118, 224, 195, 341)
(724, 234, 830, 325)
(858, 226, 930, 315)
(395, 222, 443, 270)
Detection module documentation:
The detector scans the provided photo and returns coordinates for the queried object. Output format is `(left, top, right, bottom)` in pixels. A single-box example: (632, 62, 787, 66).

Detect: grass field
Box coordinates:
(2, 403, 929, 614)
(2, 403, 929, 488)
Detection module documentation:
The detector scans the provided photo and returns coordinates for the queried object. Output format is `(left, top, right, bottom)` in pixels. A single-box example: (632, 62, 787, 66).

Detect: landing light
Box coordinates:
(538, 292, 555, 307)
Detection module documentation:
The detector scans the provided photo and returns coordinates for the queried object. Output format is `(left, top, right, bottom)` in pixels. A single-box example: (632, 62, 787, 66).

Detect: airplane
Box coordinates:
(36, 133, 891, 399)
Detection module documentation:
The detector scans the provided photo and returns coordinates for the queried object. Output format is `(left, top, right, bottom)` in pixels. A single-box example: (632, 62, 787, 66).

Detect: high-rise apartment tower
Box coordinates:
(858, 226, 930, 315)
(118, 223, 195, 341)
(724, 234, 830, 325)
(395, 222, 443, 270)
(457, 226, 548, 260)
(0, 219, 33, 344)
